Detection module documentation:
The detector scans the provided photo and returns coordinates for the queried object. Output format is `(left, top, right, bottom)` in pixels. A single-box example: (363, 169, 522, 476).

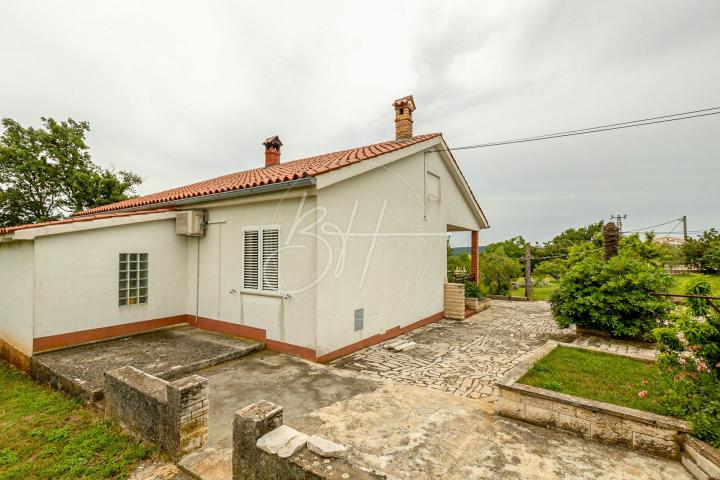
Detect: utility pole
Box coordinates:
(524, 243, 532, 300)
(682, 215, 688, 241)
(610, 214, 627, 232)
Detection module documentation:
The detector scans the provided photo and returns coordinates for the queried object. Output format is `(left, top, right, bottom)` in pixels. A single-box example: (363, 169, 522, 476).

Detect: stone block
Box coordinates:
(524, 405, 557, 428)
(278, 432, 310, 459)
(500, 388, 519, 402)
(683, 455, 710, 480)
(553, 402, 576, 417)
(591, 422, 632, 448)
(496, 397, 525, 420)
(557, 413, 591, 438)
(257, 425, 304, 455)
(685, 443, 720, 479)
(307, 435, 348, 459)
(622, 418, 677, 441)
(633, 432, 679, 459)
(576, 407, 624, 427)
(519, 393, 555, 411)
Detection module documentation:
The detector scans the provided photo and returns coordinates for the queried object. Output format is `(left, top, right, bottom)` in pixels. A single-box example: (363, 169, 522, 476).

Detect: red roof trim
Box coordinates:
(0, 208, 177, 235)
(72, 134, 441, 217)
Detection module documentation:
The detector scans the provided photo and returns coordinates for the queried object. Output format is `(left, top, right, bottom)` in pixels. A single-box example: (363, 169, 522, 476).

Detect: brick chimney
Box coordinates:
(263, 135, 282, 167)
(393, 95, 416, 141)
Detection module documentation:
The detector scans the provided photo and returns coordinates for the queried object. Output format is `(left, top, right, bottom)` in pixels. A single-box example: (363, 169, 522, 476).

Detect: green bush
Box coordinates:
(550, 255, 672, 338)
(464, 281, 486, 299)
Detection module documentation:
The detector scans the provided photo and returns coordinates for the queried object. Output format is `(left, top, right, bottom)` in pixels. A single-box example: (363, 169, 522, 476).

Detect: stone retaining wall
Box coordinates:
(444, 283, 465, 320)
(496, 341, 691, 459)
(682, 434, 720, 480)
(232, 400, 384, 480)
(104, 366, 208, 458)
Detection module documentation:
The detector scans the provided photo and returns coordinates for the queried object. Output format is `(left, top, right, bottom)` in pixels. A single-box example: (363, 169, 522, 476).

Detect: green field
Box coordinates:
(669, 274, 720, 294)
(511, 273, 720, 301)
(0, 363, 153, 479)
(519, 346, 669, 415)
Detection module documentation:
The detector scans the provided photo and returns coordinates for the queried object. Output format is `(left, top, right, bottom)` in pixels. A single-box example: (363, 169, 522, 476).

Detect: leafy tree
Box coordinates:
(683, 229, 720, 273)
(551, 255, 672, 338)
(531, 221, 604, 262)
(0, 117, 142, 226)
(619, 232, 672, 268)
(478, 248, 522, 295)
(485, 236, 526, 259)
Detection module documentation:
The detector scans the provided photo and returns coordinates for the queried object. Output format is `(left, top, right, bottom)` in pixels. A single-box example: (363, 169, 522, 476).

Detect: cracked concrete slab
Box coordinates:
(31, 325, 262, 401)
(290, 383, 692, 480)
(192, 349, 380, 449)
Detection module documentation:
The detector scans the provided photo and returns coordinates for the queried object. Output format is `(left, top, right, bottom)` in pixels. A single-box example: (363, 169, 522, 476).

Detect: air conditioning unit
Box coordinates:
(176, 211, 205, 236)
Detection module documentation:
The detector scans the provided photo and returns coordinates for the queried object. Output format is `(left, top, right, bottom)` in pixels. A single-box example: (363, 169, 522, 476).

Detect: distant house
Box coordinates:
(653, 236, 684, 246)
(0, 96, 488, 367)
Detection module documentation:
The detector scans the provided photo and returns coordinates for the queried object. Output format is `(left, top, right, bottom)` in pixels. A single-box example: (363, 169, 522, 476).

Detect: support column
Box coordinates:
(471, 231, 479, 283)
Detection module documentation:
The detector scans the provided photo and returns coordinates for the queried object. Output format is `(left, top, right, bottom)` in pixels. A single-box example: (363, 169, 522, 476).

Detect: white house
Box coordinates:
(0, 96, 488, 368)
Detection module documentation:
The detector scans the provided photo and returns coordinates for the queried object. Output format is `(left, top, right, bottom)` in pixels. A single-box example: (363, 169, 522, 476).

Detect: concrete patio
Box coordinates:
(31, 324, 262, 401)
(178, 351, 690, 480)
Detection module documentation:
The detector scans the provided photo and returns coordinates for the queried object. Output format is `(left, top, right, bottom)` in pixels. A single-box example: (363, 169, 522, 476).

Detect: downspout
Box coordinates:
(194, 210, 209, 326)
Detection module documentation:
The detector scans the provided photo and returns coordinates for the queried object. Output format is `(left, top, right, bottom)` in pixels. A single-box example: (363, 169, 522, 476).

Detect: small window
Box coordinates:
(427, 172, 441, 201)
(243, 227, 280, 292)
(119, 253, 148, 306)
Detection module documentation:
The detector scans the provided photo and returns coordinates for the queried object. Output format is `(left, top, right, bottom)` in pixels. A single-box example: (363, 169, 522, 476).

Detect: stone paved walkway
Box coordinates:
(332, 300, 656, 399)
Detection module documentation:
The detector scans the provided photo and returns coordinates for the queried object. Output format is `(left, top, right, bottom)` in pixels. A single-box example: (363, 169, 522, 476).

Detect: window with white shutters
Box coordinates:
(243, 230, 259, 289)
(243, 227, 280, 292)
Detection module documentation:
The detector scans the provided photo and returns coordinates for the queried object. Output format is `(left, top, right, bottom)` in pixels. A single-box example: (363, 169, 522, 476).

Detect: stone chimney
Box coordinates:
(263, 135, 282, 167)
(393, 95, 416, 141)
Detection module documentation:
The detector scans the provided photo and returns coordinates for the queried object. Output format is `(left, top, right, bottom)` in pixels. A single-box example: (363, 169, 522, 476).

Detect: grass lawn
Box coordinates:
(669, 273, 720, 295)
(510, 282, 558, 301)
(0, 362, 154, 479)
(519, 346, 671, 415)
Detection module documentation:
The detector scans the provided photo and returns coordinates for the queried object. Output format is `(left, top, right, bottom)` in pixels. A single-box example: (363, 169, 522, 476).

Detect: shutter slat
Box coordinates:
(262, 229, 279, 291)
(244, 230, 259, 289)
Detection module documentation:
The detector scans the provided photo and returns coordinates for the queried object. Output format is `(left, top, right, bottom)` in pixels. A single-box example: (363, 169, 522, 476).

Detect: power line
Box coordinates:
(622, 218, 683, 234)
(428, 107, 720, 152)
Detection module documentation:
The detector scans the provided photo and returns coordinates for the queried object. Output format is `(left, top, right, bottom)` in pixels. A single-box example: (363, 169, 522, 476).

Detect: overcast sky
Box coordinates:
(1, 1, 718, 245)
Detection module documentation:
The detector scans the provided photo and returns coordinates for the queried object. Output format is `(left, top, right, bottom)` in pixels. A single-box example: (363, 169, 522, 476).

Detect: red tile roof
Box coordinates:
(74, 134, 440, 216)
(0, 208, 177, 235)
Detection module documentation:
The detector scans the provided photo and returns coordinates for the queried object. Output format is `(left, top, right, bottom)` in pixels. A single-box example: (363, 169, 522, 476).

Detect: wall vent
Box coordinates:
(354, 308, 364, 331)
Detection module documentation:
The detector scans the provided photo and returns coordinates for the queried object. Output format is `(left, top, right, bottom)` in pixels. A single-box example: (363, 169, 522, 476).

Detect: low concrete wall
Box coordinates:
(682, 434, 720, 480)
(444, 283, 465, 320)
(232, 400, 384, 480)
(104, 366, 208, 458)
(496, 341, 691, 459)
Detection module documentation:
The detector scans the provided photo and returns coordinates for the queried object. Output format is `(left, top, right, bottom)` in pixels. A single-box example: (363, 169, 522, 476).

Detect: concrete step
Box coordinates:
(178, 447, 232, 480)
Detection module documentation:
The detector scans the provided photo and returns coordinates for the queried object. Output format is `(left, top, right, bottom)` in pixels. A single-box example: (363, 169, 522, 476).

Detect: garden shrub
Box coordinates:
(550, 255, 672, 338)
(464, 281, 486, 299)
(651, 279, 720, 447)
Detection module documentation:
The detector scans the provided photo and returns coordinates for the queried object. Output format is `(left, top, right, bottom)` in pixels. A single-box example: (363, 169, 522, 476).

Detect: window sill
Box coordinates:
(240, 289, 287, 299)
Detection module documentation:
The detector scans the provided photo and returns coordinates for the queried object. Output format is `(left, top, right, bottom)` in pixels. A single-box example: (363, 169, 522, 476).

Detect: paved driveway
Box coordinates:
(332, 300, 574, 399)
(332, 300, 656, 400)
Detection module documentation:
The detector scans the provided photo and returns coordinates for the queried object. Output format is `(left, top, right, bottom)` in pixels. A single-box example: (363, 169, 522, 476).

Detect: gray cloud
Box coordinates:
(1, 0, 718, 244)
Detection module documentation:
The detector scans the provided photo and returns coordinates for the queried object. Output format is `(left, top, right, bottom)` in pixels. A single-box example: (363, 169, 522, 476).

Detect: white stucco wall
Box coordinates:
(186, 193, 318, 349)
(313, 149, 484, 355)
(33, 219, 188, 338)
(0, 241, 35, 355)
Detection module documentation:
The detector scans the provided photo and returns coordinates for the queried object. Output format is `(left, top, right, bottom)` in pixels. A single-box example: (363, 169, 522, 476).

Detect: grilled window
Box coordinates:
(244, 227, 280, 291)
(119, 253, 148, 306)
